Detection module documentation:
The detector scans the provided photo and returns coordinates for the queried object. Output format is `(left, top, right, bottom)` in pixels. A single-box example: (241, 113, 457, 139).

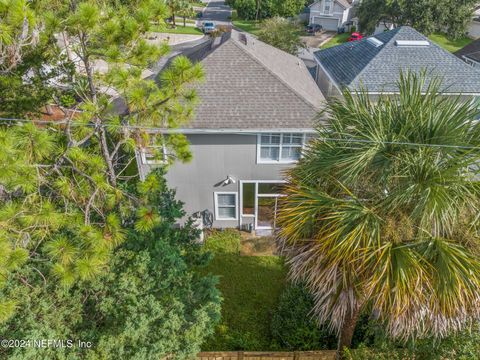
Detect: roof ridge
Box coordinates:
(229, 35, 323, 111)
(349, 27, 403, 87)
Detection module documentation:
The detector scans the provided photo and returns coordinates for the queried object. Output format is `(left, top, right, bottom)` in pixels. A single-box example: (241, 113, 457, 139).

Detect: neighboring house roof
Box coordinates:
(175, 31, 325, 131)
(314, 26, 480, 94)
(455, 39, 480, 64)
(309, 0, 352, 10)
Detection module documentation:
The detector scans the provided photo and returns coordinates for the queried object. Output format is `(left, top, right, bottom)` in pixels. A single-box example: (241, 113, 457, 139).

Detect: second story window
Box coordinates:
(140, 134, 167, 165)
(257, 133, 308, 164)
(324, 0, 332, 14)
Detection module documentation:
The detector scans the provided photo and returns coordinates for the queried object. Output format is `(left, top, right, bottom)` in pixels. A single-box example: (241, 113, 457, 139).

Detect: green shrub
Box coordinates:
(59, 92, 77, 107)
(231, 9, 238, 20)
(346, 343, 410, 360)
(257, 17, 304, 55)
(350, 25, 357, 33)
(204, 229, 241, 254)
(270, 284, 337, 350)
(348, 325, 480, 360)
(234, 0, 258, 20)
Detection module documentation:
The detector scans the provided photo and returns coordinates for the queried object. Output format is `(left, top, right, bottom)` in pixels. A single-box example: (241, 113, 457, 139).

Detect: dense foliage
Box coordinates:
(270, 285, 337, 350)
(358, 0, 478, 39)
(0, 0, 221, 358)
(277, 72, 480, 357)
(0, 0, 202, 302)
(347, 325, 480, 360)
(226, 0, 306, 20)
(0, 170, 221, 359)
(257, 17, 303, 55)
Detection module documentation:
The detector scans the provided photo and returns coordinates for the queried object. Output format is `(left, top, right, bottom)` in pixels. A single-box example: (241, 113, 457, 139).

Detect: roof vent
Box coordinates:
(367, 37, 384, 47)
(395, 40, 430, 47)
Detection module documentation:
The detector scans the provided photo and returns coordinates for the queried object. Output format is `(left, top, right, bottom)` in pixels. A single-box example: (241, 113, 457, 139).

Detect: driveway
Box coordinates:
(300, 31, 336, 48)
(200, 0, 232, 25)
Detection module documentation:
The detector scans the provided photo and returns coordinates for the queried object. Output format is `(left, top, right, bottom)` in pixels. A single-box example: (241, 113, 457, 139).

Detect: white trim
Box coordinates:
(214, 192, 239, 221)
(146, 128, 316, 135)
(140, 147, 167, 165)
(254, 180, 286, 230)
(350, 90, 480, 96)
(239, 180, 286, 230)
(311, 15, 341, 27)
(462, 55, 480, 67)
(239, 181, 256, 218)
(256, 133, 308, 164)
(323, 0, 333, 15)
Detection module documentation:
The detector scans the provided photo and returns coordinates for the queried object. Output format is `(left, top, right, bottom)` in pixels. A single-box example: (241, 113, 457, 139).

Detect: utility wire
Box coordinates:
(0, 117, 479, 151)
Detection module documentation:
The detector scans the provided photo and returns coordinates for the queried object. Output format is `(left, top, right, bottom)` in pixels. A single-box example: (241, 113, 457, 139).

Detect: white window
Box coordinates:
(257, 133, 309, 164)
(140, 134, 168, 165)
(324, 0, 332, 14)
(140, 147, 167, 165)
(214, 192, 238, 220)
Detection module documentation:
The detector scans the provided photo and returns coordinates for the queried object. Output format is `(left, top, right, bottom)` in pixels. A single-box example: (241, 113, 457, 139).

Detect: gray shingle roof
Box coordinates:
(454, 38, 480, 63)
(182, 31, 325, 130)
(314, 26, 480, 94)
(309, 0, 352, 9)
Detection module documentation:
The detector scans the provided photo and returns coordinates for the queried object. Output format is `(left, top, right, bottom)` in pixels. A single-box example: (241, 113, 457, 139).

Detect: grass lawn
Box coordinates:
(428, 33, 473, 53)
(321, 32, 351, 49)
(232, 20, 262, 36)
(321, 31, 473, 53)
(201, 230, 287, 350)
(150, 24, 203, 35)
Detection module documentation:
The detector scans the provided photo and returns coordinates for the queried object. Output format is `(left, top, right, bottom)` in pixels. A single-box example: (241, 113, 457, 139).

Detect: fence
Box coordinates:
(197, 351, 336, 360)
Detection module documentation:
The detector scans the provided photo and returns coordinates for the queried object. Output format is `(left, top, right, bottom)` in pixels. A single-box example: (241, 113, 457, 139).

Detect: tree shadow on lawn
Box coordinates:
(201, 252, 288, 351)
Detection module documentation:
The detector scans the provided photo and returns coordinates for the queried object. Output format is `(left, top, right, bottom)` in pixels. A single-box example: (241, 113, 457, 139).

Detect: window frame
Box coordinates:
(140, 134, 168, 165)
(323, 0, 333, 14)
(239, 180, 287, 230)
(256, 133, 312, 164)
(214, 192, 239, 221)
(140, 146, 167, 165)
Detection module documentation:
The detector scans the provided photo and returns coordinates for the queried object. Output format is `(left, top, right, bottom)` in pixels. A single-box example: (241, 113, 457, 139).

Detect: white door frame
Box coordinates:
(239, 180, 286, 230)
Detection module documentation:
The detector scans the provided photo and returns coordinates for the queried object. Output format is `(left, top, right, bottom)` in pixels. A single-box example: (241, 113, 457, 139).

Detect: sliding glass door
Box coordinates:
(240, 181, 284, 230)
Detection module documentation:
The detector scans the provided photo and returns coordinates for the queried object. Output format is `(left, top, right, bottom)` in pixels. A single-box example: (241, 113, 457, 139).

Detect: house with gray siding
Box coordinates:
(308, 0, 358, 31)
(313, 26, 480, 99)
(137, 31, 326, 233)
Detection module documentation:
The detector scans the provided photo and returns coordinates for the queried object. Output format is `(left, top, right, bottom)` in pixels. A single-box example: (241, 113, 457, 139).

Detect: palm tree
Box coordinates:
(277, 72, 480, 359)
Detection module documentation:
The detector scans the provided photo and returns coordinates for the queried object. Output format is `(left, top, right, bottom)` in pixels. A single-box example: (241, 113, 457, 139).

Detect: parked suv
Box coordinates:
(202, 21, 216, 34)
(306, 24, 322, 34)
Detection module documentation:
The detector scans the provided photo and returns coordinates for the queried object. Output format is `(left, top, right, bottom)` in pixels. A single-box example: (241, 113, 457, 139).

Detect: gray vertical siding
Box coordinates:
(140, 133, 295, 228)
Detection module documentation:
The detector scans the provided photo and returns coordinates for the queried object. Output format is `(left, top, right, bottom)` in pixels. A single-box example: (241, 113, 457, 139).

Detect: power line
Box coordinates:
(0, 117, 479, 151)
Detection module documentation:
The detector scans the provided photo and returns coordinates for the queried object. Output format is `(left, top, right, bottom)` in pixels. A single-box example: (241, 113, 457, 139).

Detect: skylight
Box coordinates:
(395, 40, 430, 47)
(367, 37, 384, 47)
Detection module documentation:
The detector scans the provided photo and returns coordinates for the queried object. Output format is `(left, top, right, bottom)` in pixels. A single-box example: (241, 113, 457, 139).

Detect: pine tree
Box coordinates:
(0, 0, 204, 316)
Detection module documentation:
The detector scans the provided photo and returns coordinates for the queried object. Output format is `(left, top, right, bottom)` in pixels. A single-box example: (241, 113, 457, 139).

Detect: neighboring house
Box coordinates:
(455, 38, 480, 68)
(468, 5, 480, 39)
(313, 26, 480, 99)
(308, 0, 358, 31)
(137, 31, 326, 234)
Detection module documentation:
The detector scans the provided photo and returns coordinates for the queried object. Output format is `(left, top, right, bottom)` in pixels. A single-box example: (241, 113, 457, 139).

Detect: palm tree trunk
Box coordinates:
(336, 307, 361, 360)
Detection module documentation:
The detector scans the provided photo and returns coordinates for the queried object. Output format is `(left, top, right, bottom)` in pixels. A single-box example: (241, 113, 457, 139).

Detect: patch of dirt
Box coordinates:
(300, 31, 336, 48)
(240, 232, 279, 256)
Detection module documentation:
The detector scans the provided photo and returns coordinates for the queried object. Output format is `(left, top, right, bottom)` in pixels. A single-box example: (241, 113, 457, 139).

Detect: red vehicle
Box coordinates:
(348, 32, 363, 42)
